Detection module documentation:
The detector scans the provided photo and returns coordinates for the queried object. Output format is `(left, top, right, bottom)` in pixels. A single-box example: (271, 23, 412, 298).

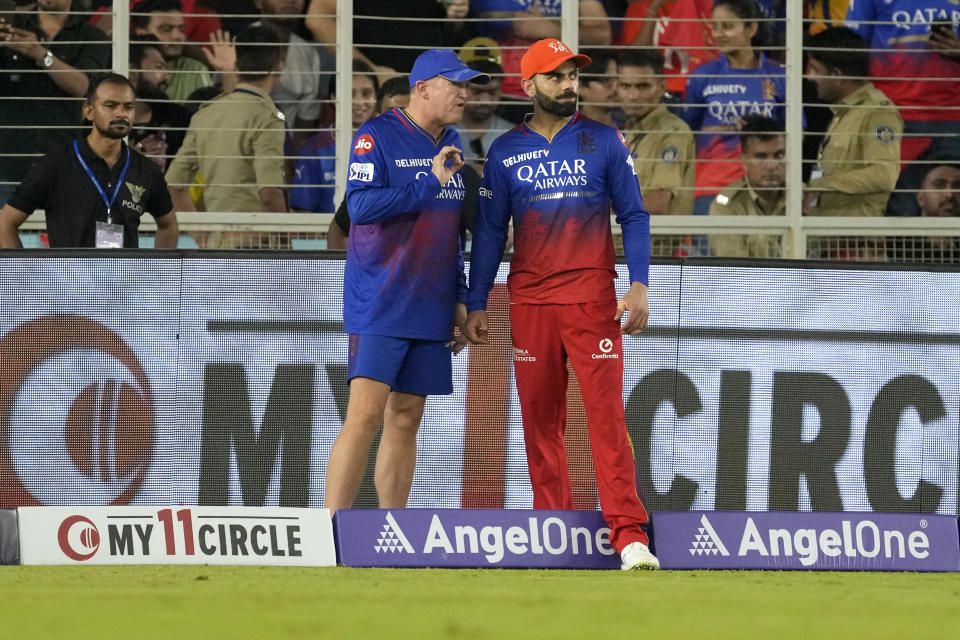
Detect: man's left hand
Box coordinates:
(615, 282, 649, 335)
(0, 26, 46, 63)
(929, 27, 960, 61)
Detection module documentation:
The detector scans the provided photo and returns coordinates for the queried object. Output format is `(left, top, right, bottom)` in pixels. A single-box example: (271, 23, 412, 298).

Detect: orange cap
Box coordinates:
(520, 39, 592, 80)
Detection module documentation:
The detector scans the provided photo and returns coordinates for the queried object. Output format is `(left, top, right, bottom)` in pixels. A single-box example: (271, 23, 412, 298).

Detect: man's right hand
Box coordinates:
(431, 145, 463, 187)
(462, 310, 489, 345)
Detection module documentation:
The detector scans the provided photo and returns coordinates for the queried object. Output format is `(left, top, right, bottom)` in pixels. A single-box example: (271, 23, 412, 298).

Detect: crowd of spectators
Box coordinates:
(0, 0, 957, 260)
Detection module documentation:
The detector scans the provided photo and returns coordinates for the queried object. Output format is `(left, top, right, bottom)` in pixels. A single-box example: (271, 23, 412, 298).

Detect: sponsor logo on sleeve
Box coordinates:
(349, 162, 375, 182)
(353, 134, 375, 155)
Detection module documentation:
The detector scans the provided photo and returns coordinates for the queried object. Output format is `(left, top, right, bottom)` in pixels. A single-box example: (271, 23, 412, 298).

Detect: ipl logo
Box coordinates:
(0, 315, 155, 507)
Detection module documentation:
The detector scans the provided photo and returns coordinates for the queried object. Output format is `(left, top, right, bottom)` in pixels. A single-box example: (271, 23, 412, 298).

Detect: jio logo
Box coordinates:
(57, 515, 101, 561)
(0, 315, 154, 507)
(353, 134, 375, 155)
(598, 338, 613, 354)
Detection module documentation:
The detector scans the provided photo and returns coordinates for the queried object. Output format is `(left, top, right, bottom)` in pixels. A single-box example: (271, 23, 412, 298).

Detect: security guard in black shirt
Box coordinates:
(0, 73, 179, 248)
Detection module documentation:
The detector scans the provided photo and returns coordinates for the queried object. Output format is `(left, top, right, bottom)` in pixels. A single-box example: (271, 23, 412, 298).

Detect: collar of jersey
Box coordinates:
(521, 112, 579, 143)
(394, 107, 447, 146)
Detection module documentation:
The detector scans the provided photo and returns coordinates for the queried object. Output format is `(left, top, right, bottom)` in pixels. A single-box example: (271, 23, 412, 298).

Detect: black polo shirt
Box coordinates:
(7, 136, 174, 248)
(0, 13, 110, 183)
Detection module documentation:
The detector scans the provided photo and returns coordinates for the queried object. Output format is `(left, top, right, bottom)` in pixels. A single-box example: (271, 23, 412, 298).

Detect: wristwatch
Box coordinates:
(42, 49, 54, 69)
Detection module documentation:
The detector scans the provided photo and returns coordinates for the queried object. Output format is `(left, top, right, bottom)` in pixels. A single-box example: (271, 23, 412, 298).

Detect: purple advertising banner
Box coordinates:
(654, 511, 960, 572)
(334, 509, 621, 569)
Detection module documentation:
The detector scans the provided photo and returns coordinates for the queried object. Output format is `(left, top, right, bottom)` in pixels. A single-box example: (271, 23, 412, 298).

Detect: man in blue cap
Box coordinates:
(324, 50, 489, 514)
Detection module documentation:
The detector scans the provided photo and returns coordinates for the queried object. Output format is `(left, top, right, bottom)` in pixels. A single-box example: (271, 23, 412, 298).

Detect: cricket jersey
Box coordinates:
(290, 130, 336, 213)
(846, 0, 960, 122)
(344, 107, 468, 340)
(682, 54, 787, 197)
(467, 113, 651, 312)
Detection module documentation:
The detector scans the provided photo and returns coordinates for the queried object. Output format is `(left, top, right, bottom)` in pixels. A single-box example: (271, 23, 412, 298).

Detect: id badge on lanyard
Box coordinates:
(74, 141, 130, 248)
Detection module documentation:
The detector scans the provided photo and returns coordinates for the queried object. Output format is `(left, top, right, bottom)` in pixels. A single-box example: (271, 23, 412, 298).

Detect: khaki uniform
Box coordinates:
(167, 83, 286, 213)
(808, 83, 903, 217)
(625, 105, 695, 215)
(709, 179, 784, 258)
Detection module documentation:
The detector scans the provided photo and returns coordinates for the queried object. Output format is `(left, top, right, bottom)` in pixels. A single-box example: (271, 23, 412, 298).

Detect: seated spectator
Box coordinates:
(290, 59, 379, 215)
(305, 0, 473, 80)
(455, 60, 515, 168)
(682, 0, 786, 215)
(887, 163, 960, 262)
(470, 0, 612, 97)
(0, 0, 109, 206)
(578, 50, 619, 127)
(132, 0, 236, 102)
(709, 115, 785, 258)
(92, 0, 222, 50)
(129, 36, 193, 169)
(803, 27, 902, 217)
(618, 0, 716, 99)
(618, 49, 694, 215)
(846, 0, 960, 164)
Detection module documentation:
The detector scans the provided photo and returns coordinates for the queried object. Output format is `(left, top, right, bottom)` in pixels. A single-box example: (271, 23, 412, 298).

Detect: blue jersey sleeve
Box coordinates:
(346, 123, 443, 224)
(844, 0, 875, 41)
(466, 148, 512, 312)
(608, 131, 651, 286)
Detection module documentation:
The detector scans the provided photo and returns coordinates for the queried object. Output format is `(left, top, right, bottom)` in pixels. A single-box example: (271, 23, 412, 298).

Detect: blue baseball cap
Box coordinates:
(409, 49, 491, 87)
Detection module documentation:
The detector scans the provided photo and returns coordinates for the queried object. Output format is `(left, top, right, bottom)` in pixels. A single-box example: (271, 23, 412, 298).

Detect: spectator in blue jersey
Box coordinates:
(681, 0, 787, 215)
(291, 59, 379, 215)
(323, 49, 490, 514)
(463, 38, 659, 571)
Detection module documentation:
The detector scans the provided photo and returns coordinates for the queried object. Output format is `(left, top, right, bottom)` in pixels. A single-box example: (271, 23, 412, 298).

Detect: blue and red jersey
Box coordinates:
(682, 54, 787, 197)
(467, 113, 651, 312)
(290, 130, 336, 213)
(344, 107, 468, 340)
(846, 0, 960, 122)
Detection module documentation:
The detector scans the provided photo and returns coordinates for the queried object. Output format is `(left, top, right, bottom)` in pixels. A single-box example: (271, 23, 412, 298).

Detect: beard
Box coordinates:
(96, 120, 132, 140)
(534, 88, 578, 118)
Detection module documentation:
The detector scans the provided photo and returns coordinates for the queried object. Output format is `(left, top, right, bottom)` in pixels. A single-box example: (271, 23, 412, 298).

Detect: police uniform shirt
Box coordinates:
(808, 82, 903, 217)
(7, 137, 174, 248)
(708, 178, 784, 258)
(625, 105, 695, 215)
(166, 83, 286, 213)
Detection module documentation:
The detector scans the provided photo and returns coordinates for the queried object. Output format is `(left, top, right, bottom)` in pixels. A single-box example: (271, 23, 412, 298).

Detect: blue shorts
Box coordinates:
(347, 334, 453, 396)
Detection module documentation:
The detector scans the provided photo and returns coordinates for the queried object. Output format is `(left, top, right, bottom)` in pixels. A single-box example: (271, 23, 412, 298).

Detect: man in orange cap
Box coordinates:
(463, 38, 659, 570)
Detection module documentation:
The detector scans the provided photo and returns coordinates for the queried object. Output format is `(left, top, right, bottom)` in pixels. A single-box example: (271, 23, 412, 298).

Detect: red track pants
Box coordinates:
(510, 300, 650, 552)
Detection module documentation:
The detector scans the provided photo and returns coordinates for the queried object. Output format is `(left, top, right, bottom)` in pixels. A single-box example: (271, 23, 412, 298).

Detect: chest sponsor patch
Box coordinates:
(349, 162, 375, 182)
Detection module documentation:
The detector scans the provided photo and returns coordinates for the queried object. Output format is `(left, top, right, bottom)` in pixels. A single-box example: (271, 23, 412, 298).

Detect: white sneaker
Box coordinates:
(620, 541, 660, 570)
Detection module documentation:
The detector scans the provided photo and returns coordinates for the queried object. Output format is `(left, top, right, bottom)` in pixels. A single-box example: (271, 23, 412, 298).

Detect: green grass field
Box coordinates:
(2, 566, 959, 639)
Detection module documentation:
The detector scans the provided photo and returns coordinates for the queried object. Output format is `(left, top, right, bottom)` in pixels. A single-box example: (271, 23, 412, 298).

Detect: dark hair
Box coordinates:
(129, 35, 163, 68)
(920, 160, 960, 185)
(579, 50, 616, 86)
(130, 0, 183, 30)
(85, 73, 136, 104)
(328, 58, 379, 97)
(805, 27, 870, 80)
(738, 114, 783, 150)
(236, 24, 286, 80)
(468, 59, 504, 79)
(377, 75, 410, 110)
(618, 49, 665, 75)
(713, 0, 766, 50)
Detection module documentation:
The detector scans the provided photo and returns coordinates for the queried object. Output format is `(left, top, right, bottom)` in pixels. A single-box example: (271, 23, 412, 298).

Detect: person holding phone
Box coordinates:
(0, 0, 110, 206)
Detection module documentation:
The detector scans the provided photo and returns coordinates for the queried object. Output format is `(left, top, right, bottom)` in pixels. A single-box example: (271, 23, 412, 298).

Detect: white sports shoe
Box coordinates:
(620, 541, 660, 570)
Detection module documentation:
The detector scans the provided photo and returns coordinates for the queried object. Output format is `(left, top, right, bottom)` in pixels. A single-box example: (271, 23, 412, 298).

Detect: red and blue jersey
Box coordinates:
(467, 113, 651, 312)
(290, 130, 336, 213)
(344, 107, 468, 340)
(846, 0, 960, 122)
(682, 54, 786, 196)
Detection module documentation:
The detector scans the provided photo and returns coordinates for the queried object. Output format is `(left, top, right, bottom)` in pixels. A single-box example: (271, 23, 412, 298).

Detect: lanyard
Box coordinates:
(73, 140, 130, 224)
